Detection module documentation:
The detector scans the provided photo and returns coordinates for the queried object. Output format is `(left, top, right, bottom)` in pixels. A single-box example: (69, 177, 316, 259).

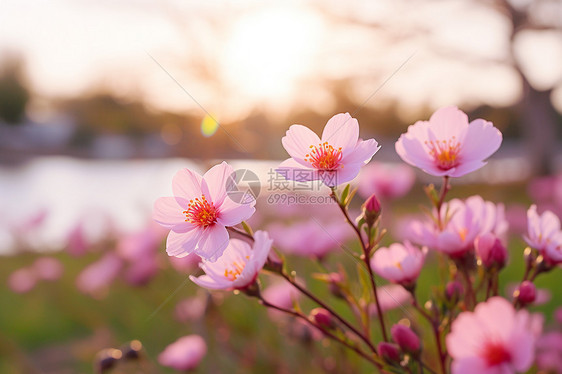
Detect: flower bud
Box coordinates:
(475, 234, 508, 269)
(445, 281, 464, 302)
(362, 193, 382, 226)
(377, 342, 401, 363)
(95, 348, 122, 373)
(310, 308, 336, 330)
(515, 281, 536, 306)
(327, 272, 345, 299)
(391, 324, 420, 353)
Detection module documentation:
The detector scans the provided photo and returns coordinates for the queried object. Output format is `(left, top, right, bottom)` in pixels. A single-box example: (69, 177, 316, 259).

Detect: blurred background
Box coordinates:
(1, 0, 561, 373)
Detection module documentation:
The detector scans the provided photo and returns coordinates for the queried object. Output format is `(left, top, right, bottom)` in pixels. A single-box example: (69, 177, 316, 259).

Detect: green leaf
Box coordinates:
(241, 221, 254, 236)
(357, 263, 372, 304)
(340, 184, 351, 205)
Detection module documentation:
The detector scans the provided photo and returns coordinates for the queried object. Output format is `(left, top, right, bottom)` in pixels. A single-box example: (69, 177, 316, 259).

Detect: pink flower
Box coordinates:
(190, 230, 272, 290)
(370, 241, 425, 286)
(475, 233, 508, 269)
(395, 106, 502, 177)
(32, 257, 63, 281)
(175, 295, 207, 323)
(262, 280, 300, 320)
(158, 335, 207, 371)
(409, 196, 507, 256)
(278, 113, 380, 186)
(8, 268, 36, 294)
(524, 205, 562, 264)
(370, 284, 413, 315)
(76, 253, 123, 298)
(268, 220, 353, 259)
(446, 297, 540, 374)
(357, 161, 415, 199)
(153, 162, 256, 262)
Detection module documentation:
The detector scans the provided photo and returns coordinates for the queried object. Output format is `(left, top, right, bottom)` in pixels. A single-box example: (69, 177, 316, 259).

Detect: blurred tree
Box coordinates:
(0, 56, 30, 125)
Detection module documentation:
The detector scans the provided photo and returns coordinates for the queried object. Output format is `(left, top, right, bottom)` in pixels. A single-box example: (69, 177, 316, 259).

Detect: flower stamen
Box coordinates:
(425, 137, 461, 170)
(304, 142, 343, 170)
(183, 195, 218, 227)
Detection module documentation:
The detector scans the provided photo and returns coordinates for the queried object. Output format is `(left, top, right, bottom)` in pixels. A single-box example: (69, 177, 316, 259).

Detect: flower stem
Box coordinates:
(412, 294, 447, 374)
(258, 297, 382, 370)
(330, 189, 389, 342)
(435, 176, 450, 229)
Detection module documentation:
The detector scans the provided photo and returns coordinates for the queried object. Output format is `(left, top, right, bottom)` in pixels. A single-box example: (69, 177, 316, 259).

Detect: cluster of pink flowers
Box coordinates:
(147, 107, 561, 374)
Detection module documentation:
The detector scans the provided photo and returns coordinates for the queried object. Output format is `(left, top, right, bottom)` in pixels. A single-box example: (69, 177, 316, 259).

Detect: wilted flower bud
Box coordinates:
(327, 272, 345, 299)
(310, 308, 335, 330)
(377, 342, 401, 363)
(515, 281, 536, 306)
(445, 281, 464, 302)
(475, 233, 508, 269)
(121, 340, 143, 360)
(391, 324, 420, 353)
(362, 193, 382, 226)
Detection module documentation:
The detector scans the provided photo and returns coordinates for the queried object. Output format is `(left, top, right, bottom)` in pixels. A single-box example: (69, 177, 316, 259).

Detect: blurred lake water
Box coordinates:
(0, 151, 555, 253)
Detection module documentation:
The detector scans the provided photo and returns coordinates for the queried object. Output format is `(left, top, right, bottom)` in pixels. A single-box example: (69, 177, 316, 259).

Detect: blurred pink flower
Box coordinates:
(175, 295, 207, 323)
(446, 297, 540, 374)
(409, 196, 507, 256)
(268, 220, 353, 259)
(33, 257, 63, 281)
(262, 280, 300, 320)
(475, 233, 508, 269)
(506, 283, 551, 306)
(8, 268, 36, 293)
(524, 205, 562, 264)
(370, 284, 413, 315)
(169, 253, 201, 273)
(536, 332, 562, 373)
(277, 113, 380, 186)
(357, 162, 415, 199)
(370, 241, 425, 286)
(76, 253, 123, 298)
(395, 106, 502, 177)
(116, 225, 161, 261)
(124, 256, 159, 286)
(153, 162, 256, 262)
(158, 335, 207, 371)
(66, 221, 90, 257)
(190, 230, 272, 290)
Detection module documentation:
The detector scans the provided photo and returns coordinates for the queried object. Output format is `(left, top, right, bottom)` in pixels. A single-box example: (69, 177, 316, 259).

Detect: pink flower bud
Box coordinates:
(310, 308, 335, 330)
(362, 194, 382, 225)
(377, 342, 401, 363)
(445, 281, 464, 302)
(391, 324, 420, 353)
(475, 233, 508, 269)
(515, 281, 536, 306)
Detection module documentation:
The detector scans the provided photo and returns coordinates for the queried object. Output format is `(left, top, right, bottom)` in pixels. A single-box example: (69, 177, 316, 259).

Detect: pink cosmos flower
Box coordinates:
(409, 196, 507, 256)
(357, 161, 415, 200)
(446, 297, 540, 374)
(190, 230, 272, 290)
(395, 106, 502, 177)
(158, 335, 207, 371)
(524, 205, 562, 264)
(153, 162, 256, 262)
(370, 241, 426, 286)
(278, 113, 380, 186)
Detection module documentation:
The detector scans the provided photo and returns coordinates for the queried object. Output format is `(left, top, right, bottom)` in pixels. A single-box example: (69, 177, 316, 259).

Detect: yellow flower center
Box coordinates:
(425, 137, 461, 170)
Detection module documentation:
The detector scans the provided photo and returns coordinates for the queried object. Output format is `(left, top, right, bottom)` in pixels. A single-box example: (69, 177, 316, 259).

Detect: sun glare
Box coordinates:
(221, 6, 322, 102)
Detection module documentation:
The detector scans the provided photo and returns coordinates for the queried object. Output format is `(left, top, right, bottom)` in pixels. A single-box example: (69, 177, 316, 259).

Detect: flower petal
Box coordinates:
(428, 106, 469, 139)
(195, 224, 229, 262)
(190, 274, 232, 290)
(153, 197, 189, 228)
(459, 119, 502, 162)
(166, 228, 202, 258)
(203, 162, 233, 206)
(276, 158, 318, 182)
(343, 138, 381, 165)
(217, 197, 255, 226)
(173, 168, 203, 200)
(282, 124, 321, 164)
(321, 113, 359, 150)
